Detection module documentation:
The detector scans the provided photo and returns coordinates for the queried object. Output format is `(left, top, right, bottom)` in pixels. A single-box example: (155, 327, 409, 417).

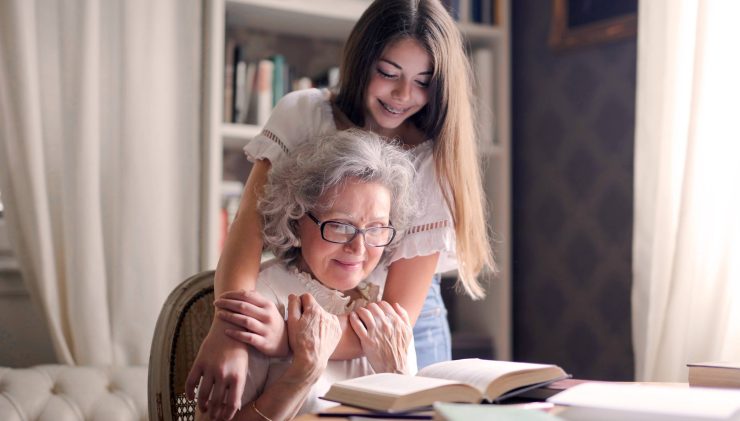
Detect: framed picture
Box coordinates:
(549, 0, 638, 51)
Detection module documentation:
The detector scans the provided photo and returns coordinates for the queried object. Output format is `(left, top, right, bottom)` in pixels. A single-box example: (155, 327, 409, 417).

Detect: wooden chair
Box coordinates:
(148, 271, 215, 421)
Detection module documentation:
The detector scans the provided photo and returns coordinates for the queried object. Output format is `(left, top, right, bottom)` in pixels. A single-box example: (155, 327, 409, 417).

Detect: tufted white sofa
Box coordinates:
(0, 365, 147, 421)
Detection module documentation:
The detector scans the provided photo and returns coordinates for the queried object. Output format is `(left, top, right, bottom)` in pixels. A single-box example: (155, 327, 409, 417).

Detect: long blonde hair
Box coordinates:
(335, 0, 495, 298)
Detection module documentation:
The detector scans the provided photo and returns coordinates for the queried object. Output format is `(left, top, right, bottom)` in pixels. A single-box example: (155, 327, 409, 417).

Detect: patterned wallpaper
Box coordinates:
(511, 1, 636, 380)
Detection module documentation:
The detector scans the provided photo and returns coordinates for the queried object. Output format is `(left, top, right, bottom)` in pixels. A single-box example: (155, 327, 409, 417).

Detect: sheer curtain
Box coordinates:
(0, 0, 201, 365)
(633, 0, 740, 382)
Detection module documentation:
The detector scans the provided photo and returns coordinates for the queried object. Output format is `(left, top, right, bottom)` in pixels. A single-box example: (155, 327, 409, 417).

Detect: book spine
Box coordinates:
(255, 59, 274, 127)
(271, 54, 285, 107)
(242, 62, 257, 124)
(459, 0, 470, 23)
(233, 43, 249, 124)
(471, 0, 481, 24)
(482, 0, 493, 25)
(223, 37, 236, 123)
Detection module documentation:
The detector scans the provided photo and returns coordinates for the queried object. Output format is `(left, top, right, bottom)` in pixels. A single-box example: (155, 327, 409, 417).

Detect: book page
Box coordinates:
(334, 373, 465, 397)
(417, 359, 557, 395)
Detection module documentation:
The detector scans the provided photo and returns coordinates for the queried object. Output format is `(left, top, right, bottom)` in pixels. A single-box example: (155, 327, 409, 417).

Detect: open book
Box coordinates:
(322, 358, 568, 413)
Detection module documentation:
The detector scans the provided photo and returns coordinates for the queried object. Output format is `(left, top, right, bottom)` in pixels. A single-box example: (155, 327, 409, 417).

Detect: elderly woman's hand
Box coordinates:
(350, 301, 412, 374)
(215, 289, 289, 358)
(286, 293, 342, 380)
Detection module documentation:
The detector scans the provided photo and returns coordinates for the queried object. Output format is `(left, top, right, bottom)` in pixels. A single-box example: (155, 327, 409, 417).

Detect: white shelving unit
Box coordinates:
(201, 0, 511, 360)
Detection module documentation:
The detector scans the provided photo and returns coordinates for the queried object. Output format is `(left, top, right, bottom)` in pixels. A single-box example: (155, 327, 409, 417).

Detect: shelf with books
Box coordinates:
(222, 32, 342, 127)
(202, 0, 512, 360)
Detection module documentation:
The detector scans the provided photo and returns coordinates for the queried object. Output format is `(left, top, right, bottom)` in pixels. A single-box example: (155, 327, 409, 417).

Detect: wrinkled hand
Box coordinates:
(185, 317, 248, 421)
(287, 294, 342, 377)
(215, 289, 289, 357)
(349, 301, 412, 374)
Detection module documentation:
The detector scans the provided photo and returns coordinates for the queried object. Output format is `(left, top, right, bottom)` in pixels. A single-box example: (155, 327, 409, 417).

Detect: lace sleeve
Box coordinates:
(387, 148, 458, 274)
(243, 88, 330, 164)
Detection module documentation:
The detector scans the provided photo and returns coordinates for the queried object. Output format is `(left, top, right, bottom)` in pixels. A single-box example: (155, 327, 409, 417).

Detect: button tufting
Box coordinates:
(2, 365, 147, 420)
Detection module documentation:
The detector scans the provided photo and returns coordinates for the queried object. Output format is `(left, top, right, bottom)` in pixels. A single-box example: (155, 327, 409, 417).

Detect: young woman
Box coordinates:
(197, 130, 417, 420)
(187, 1, 495, 419)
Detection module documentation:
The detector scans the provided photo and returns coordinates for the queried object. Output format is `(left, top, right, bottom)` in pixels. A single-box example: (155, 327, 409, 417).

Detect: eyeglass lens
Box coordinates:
(322, 222, 394, 246)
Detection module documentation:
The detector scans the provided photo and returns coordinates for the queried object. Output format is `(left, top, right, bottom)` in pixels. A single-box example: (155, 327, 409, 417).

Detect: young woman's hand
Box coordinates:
(214, 290, 289, 357)
(350, 301, 412, 374)
(185, 318, 248, 421)
(287, 293, 342, 379)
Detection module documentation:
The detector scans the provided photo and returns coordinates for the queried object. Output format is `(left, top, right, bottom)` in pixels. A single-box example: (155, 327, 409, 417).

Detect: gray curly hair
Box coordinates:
(259, 129, 417, 265)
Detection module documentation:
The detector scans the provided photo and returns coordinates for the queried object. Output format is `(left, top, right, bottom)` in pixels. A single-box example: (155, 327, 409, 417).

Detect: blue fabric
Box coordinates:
(413, 274, 451, 369)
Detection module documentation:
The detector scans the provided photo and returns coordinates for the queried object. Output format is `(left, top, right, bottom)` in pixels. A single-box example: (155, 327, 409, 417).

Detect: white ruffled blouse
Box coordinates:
(243, 88, 458, 276)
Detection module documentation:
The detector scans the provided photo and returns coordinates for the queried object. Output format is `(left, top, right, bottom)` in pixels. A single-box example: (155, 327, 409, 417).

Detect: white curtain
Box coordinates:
(633, 0, 740, 382)
(0, 0, 201, 365)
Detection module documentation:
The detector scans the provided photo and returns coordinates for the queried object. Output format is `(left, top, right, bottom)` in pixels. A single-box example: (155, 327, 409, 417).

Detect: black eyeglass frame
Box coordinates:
(305, 212, 396, 247)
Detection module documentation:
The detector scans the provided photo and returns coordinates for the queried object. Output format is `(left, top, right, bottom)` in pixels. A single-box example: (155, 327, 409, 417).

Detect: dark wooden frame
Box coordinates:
(549, 0, 637, 51)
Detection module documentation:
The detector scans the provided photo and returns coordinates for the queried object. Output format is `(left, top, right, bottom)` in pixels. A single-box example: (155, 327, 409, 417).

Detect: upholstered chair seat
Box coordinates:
(0, 365, 147, 421)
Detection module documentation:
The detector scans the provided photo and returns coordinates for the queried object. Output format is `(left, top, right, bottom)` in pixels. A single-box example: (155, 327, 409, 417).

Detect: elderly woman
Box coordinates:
(197, 129, 418, 420)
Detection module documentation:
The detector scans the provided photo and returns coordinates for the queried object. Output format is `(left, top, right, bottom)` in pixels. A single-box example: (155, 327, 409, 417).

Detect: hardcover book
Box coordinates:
(688, 362, 740, 389)
(548, 382, 740, 421)
(322, 358, 568, 413)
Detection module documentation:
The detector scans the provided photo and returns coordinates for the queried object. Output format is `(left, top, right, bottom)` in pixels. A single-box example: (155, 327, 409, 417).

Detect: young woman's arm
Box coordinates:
(329, 253, 439, 360)
(197, 294, 341, 421)
(185, 159, 271, 421)
(216, 254, 440, 361)
(215, 159, 271, 295)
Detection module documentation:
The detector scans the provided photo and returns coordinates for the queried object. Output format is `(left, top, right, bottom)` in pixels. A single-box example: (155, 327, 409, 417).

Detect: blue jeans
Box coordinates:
(413, 274, 451, 369)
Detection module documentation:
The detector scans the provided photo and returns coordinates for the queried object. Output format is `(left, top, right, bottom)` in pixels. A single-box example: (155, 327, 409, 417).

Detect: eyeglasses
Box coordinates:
(306, 213, 396, 247)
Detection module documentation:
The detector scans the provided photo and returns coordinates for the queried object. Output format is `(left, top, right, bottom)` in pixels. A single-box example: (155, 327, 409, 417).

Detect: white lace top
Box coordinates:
(244, 88, 457, 275)
(242, 259, 417, 415)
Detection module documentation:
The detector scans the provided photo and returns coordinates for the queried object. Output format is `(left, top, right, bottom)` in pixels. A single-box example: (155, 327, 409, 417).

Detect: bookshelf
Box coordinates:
(201, 0, 511, 360)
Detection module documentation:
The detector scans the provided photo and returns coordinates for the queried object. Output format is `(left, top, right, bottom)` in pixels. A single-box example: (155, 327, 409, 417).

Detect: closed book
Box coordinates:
(223, 37, 236, 123)
(548, 382, 740, 420)
(471, 0, 482, 23)
(233, 44, 249, 123)
(688, 362, 740, 389)
(254, 59, 274, 127)
(242, 62, 257, 124)
(271, 54, 285, 107)
(322, 358, 568, 413)
(458, 0, 470, 23)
